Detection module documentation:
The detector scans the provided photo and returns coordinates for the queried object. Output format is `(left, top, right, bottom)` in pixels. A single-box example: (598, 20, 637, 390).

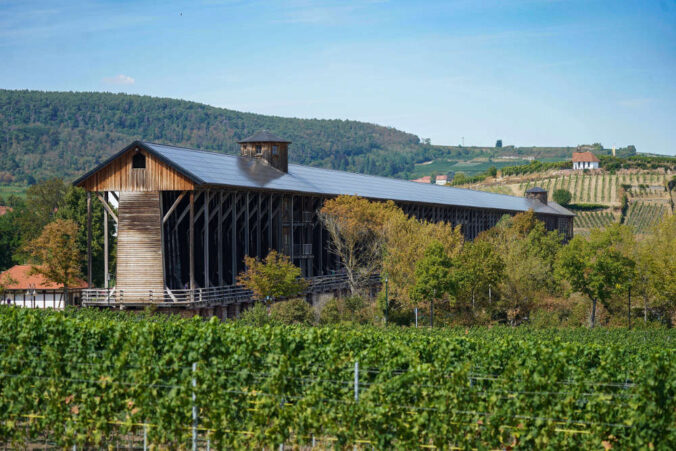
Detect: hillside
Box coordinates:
(459, 169, 675, 235)
(0, 90, 650, 188)
(0, 90, 422, 184)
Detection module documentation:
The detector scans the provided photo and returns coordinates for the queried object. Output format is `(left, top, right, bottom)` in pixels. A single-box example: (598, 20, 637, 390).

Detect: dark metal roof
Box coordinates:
(237, 130, 291, 143)
(526, 186, 547, 193)
(134, 142, 573, 217)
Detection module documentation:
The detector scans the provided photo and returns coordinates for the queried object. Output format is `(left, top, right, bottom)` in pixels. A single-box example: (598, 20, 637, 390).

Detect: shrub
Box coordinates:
(552, 189, 572, 206)
(270, 298, 315, 325)
(319, 296, 374, 325)
(238, 302, 276, 327)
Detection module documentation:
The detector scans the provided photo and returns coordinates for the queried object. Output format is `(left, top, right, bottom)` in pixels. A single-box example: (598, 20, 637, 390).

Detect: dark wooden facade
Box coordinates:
(75, 137, 574, 305)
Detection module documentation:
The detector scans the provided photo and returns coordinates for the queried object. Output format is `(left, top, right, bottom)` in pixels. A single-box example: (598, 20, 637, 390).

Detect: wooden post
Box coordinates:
(218, 191, 223, 286)
(204, 190, 210, 289)
(87, 191, 92, 289)
(257, 192, 261, 258)
(104, 192, 109, 289)
(231, 192, 237, 285)
(245, 192, 250, 257)
(189, 192, 195, 291)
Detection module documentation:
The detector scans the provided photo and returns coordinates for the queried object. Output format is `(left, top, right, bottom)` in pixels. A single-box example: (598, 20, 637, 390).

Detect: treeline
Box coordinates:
(0, 179, 111, 286)
(0, 90, 423, 183)
(271, 196, 674, 328)
(599, 155, 676, 172)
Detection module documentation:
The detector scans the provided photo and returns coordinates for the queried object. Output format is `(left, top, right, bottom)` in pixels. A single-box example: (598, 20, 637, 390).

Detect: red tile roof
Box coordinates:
(412, 176, 431, 183)
(572, 151, 600, 163)
(0, 206, 12, 216)
(0, 265, 87, 290)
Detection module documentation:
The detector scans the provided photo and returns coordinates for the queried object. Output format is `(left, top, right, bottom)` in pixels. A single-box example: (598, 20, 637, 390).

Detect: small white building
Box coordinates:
(572, 151, 600, 170)
(435, 175, 448, 185)
(0, 265, 86, 308)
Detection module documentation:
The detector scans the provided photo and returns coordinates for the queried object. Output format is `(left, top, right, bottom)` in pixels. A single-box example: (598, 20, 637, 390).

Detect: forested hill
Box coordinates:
(0, 90, 422, 184)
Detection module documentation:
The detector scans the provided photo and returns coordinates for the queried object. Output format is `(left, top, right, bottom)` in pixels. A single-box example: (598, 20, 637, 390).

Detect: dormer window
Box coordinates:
(255, 145, 262, 155)
(132, 153, 146, 169)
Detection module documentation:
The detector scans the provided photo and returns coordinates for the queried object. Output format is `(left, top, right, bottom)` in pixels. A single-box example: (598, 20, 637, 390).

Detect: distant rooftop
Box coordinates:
(572, 151, 600, 163)
(237, 130, 291, 143)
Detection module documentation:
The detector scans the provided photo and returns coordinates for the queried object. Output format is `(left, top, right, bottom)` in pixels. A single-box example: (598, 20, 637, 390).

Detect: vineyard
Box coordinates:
(571, 210, 617, 230)
(0, 308, 674, 449)
(625, 202, 670, 234)
(461, 170, 671, 206)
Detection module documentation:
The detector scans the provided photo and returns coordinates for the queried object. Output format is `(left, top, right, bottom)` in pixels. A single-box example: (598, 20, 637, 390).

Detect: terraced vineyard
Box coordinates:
(572, 210, 618, 230)
(472, 171, 672, 206)
(625, 202, 670, 234)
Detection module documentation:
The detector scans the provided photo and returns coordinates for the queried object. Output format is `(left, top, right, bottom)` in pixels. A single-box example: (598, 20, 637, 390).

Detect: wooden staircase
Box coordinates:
(116, 191, 165, 298)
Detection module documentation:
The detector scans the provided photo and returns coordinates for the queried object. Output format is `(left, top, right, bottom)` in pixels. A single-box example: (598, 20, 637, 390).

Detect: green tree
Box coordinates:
(552, 189, 572, 206)
(495, 139, 502, 148)
(238, 250, 308, 304)
(457, 239, 504, 313)
(57, 186, 114, 287)
(410, 242, 456, 327)
(16, 178, 68, 243)
(485, 211, 563, 325)
(23, 219, 82, 306)
(555, 224, 635, 327)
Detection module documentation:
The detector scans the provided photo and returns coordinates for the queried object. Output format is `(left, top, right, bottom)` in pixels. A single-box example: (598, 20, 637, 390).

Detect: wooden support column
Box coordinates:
(104, 192, 109, 289)
(189, 192, 195, 291)
(204, 190, 210, 289)
(159, 192, 166, 290)
(245, 192, 250, 257)
(86, 191, 92, 289)
(268, 194, 273, 253)
(290, 196, 294, 262)
(218, 191, 223, 286)
(257, 192, 262, 258)
(231, 192, 237, 284)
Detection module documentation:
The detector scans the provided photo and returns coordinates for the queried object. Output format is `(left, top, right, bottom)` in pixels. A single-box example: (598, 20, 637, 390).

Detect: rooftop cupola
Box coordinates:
(238, 130, 291, 172)
(525, 186, 548, 204)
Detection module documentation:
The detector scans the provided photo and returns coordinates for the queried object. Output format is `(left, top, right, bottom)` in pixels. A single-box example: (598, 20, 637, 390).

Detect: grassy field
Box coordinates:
(410, 158, 532, 178)
(0, 184, 27, 201)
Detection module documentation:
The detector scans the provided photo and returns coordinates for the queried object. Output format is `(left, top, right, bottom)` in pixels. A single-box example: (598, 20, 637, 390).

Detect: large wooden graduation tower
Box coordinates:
(75, 131, 574, 315)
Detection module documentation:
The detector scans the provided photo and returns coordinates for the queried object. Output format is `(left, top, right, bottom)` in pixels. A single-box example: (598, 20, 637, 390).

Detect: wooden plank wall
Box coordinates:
(78, 147, 195, 192)
(116, 191, 165, 297)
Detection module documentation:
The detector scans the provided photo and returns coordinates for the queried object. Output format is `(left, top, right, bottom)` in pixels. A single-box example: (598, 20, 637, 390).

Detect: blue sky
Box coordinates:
(1, 0, 675, 154)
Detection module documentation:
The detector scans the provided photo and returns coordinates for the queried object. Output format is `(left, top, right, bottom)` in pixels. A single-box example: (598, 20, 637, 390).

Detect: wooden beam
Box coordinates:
(104, 192, 109, 289)
(257, 192, 261, 258)
(87, 191, 92, 289)
(204, 190, 210, 289)
(231, 192, 237, 284)
(159, 191, 166, 290)
(189, 192, 195, 291)
(218, 191, 223, 286)
(162, 191, 186, 224)
(96, 192, 118, 223)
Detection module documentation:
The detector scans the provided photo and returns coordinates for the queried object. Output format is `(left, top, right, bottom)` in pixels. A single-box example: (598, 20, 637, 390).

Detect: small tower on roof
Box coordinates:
(238, 130, 291, 173)
(525, 186, 548, 204)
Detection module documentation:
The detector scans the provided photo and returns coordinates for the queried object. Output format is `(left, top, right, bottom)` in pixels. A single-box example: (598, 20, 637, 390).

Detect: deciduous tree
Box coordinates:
(411, 242, 457, 327)
(24, 219, 82, 306)
(457, 239, 504, 313)
(319, 196, 400, 295)
(238, 250, 308, 303)
(555, 224, 635, 327)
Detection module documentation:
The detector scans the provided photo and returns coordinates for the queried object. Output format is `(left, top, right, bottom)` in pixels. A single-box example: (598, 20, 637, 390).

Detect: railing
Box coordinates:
(82, 272, 382, 307)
